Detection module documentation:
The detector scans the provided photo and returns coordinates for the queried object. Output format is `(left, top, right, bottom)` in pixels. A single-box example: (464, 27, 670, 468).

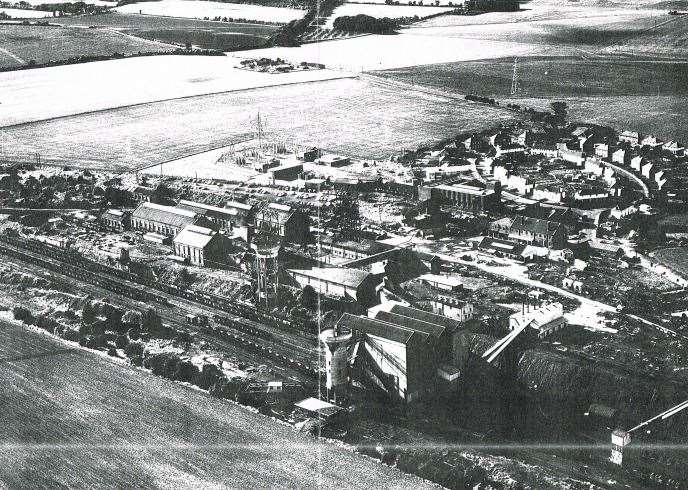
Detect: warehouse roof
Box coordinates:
(288, 267, 371, 289)
(177, 200, 253, 218)
(320, 237, 395, 256)
(510, 215, 561, 237)
(374, 311, 446, 339)
(338, 314, 425, 345)
(389, 304, 463, 333)
(132, 202, 198, 228)
(173, 225, 217, 249)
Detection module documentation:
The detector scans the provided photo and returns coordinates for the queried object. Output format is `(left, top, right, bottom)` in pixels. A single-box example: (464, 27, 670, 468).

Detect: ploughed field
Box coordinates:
(0, 23, 171, 69)
(0, 77, 521, 170)
(0, 319, 433, 488)
(58, 12, 279, 51)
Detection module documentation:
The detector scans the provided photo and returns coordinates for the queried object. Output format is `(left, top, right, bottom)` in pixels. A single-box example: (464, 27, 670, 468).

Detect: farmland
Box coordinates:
(0, 7, 51, 17)
(0, 23, 172, 70)
(0, 319, 433, 488)
(0, 77, 520, 170)
(115, 0, 306, 24)
(0, 56, 350, 127)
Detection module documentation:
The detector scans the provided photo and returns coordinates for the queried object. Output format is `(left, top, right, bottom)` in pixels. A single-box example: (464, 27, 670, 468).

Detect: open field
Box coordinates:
(0, 319, 433, 488)
(379, 57, 688, 98)
(0, 55, 351, 127)
(0, 24, 172, 69)
(653, 247, 688, 278)
(0, 77, 520, 169)
(115, 0, 306, 23)
(57, 12, 280, 50)
(0, 7, 51, 17)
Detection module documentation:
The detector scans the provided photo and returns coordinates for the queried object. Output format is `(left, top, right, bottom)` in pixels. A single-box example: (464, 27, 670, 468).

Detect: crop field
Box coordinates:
(0, 319, 433, 488)
(0, 7, 51, 17)
(0, 77, 521, 170)
(379, 57, 688, 98)
(115, 0, 306, 23)
(0, 24, 171, 69)
(653, 247, 688, 278)
(58, 12, 280, 51)
(0, 56, 349, 127)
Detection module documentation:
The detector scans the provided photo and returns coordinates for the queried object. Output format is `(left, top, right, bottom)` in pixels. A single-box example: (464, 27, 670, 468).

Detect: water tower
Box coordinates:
(319, 325, 353, 404)
(251, 205, 282, 308)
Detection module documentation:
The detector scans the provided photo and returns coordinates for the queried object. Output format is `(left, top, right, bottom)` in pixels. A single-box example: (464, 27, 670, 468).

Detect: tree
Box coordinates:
(301, 285, 317, 310)
(81, 300, 96, 325)
(141, 307, 162, 335)
(550, 101, 568, 125)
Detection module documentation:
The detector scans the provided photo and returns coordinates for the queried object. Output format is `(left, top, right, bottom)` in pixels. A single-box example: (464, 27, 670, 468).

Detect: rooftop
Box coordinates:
(389, 304, 464, 332)
(288, 267, 371, 289)
(338, 313, 421, 344)
(132, 202, 198, 228)
(479, 237, 527, 256)
(173, 224, 218, 249)
(374, 310, 447, 339)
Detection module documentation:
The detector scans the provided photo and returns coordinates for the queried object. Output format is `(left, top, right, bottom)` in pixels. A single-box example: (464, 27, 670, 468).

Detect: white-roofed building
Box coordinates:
(131, 202, 210, 237)
(173, 224, 231, 267)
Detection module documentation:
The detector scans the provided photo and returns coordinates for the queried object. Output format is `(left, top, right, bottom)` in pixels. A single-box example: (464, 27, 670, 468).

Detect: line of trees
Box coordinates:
(332, 14, 399, 34)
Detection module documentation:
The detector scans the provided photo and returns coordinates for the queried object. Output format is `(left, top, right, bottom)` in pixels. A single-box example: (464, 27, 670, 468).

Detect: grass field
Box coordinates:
(0, 77, 520, 169)
(0, 24, 171, 69)
(115, 0, 306, 23)
(0, 7, 51, 18)
(0, 319, 433, 488)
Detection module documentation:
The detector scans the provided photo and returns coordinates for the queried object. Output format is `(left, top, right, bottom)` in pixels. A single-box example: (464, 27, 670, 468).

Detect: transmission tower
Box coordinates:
(510, 57, 519, 96)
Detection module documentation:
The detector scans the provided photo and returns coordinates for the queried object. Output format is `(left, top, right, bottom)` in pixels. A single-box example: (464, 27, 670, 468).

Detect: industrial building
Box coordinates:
(177, 199, 254, 230)
(131, 202, 212, 237)
(269, 162, 303, 181)
(336, 304, 464, 403)
(419, 180, 501, 212)
(172, 224, 232, 267)
(254, 203, 310, 244)
(287, 267, 380, 307)
(508, 302, 566, 339)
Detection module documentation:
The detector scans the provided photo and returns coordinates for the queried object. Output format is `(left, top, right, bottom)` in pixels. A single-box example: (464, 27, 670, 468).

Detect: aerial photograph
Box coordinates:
(0, 0, 687, 486)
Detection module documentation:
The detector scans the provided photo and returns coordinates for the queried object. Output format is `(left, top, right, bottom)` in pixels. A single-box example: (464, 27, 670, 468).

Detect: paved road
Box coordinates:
(0, 320, 434, 489)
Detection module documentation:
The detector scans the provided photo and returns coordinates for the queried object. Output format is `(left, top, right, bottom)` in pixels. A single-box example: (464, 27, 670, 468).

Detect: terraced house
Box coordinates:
(489, 215, 566, 250)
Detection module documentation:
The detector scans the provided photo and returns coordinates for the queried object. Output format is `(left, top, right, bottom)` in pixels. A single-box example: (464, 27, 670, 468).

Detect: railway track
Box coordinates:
(0, 241, 320, 380)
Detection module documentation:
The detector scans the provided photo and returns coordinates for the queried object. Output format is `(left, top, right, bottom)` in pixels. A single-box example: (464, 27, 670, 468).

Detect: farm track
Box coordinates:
(0, 241, 320, 383)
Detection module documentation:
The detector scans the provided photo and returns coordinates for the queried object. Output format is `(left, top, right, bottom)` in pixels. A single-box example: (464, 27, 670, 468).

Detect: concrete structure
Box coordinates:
(177, 199, 254, 230)
(101, 209, 130, 231)
(320, 327, 354, 402)
(287, 267, 380, 307)
(131, 202, 205, 237)
(610, 429, 631, 465)
(317, 154, 351, 167)
(173, 224, 230, 267)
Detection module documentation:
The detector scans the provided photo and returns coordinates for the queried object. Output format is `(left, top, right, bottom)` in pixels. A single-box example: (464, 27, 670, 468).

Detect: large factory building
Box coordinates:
(336, 304, 465, 403)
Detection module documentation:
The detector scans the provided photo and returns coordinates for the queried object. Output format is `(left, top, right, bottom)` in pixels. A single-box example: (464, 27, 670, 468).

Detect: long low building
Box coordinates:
(173, 224, 232, 267)
(176, 200, 254, 230)
(131, 202, 212, 237)
(287, 267, 380, 308)
(419, 180, 501, 212)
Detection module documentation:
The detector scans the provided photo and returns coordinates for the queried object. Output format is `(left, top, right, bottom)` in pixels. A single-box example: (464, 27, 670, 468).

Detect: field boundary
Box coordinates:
(0, 72, 358, 130)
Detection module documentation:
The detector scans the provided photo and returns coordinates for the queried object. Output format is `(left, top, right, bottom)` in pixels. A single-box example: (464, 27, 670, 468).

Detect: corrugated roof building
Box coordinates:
(173, 224, 231, 267)
(131, 202, 211, 237)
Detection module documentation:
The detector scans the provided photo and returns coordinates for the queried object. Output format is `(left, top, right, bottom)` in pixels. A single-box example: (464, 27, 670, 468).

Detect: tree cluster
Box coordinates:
(332, 14, 399, 34)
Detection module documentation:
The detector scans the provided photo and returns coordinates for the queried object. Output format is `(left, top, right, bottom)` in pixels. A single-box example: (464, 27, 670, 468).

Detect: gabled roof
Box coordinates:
(479, 237, 527, 257)
(288, 267, 371, 289)
(375, 310, 446, 339)
(338, 313, 422, 344)
(177, 199, 253, 219)
(510, 215, 561, 237)
(132, 202, 197, 228)
(173, 225, 218, 249)
(389, 304, 464, 332)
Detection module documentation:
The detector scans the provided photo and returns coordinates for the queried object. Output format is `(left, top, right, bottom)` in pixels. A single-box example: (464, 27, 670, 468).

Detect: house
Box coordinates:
(594, 143, 610, 159)
(611, 148, 626, 165)
(663, 141, 685, 157)
(131, 202, 208, 237)
(478, 236, 529, 261)
(619, 130, 640, 146)
(101, 209, 130, 232)
(558, 146, 585, 166)
(317, 154, 351, 167)
(172, 224, 231, 267)
(417, 273, 462, 292)
(287, 267, 380, 307)
(254, 203, 310, 244)
(132, 185, 155, 204)
(571, 126, 591, 138)
(641, 162, 655, 179)
(177, 199, 254, 230)
(530, 145, 559, 158)
(489, 215, 566, 249)
(641, 135, 663, 148)
(532, 184, 564, 203)
(630, 155, 643, 172)
(562, 276, 583, 293)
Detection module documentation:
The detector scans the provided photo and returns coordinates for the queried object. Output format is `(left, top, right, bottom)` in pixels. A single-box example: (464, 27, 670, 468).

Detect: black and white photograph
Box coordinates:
(0, 0, 687, 486)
